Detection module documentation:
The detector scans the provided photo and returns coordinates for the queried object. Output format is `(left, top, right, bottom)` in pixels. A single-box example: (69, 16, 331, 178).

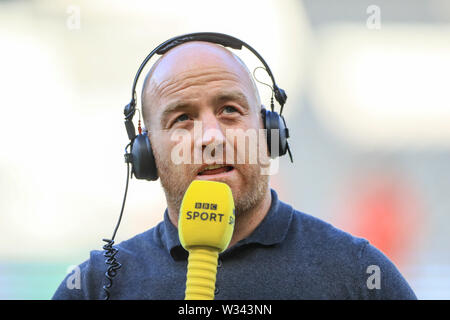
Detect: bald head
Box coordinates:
(140, 41, 261, 130)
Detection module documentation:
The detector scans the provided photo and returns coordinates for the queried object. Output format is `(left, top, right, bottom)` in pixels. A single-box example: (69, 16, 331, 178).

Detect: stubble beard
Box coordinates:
(154, 148, 269, 220)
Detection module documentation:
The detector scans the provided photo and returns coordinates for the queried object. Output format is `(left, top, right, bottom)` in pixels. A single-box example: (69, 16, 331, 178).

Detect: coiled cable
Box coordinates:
(102, 144, 131, 300)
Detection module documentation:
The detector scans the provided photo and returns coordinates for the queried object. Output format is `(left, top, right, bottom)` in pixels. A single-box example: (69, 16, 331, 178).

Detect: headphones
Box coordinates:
(123, 32, 293, 181)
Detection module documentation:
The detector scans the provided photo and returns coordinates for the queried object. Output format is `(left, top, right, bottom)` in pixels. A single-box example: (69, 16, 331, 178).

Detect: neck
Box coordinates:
(167, 187, 272, 249)
(228, 188, 272, 248)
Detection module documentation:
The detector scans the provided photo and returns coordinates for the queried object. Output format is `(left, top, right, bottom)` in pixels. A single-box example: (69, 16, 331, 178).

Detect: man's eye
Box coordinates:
(223, 106, 238, 114)
(174, 114, 189, 123)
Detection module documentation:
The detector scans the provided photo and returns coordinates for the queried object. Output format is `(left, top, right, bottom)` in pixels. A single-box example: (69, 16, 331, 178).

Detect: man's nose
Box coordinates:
(196, 112, 226, 149)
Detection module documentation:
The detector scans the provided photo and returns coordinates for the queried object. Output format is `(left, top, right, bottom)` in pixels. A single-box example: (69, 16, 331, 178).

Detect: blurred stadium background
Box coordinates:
(0, 0, 449, 299)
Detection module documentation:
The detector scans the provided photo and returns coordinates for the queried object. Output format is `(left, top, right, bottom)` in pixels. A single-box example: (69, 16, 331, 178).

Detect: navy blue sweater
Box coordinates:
(53, 189, 417, 299)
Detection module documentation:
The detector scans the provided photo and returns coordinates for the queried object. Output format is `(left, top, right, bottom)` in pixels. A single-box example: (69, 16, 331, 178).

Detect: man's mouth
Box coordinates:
(197, 164, 234, 176)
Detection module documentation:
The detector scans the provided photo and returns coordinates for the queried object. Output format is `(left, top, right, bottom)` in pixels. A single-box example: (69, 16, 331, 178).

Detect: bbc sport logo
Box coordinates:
(195, 202, 218, 210)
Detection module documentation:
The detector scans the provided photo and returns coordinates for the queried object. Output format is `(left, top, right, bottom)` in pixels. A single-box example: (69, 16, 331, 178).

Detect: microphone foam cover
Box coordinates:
(179, 180, 235, 252)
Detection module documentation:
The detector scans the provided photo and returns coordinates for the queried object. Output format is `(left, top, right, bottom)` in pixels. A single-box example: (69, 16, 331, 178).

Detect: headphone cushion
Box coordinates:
(261, 108, 288, 158)
(131, 133, 158, 181)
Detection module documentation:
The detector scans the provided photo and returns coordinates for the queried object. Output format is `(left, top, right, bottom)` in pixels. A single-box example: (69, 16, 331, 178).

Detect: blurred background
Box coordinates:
(0, 0, 449, 299)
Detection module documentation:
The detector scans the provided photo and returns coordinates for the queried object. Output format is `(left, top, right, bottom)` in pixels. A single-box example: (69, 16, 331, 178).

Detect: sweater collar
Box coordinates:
(161, 188, 293, 261)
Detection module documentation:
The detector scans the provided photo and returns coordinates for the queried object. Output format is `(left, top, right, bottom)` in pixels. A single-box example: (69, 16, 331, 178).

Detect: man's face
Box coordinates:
(143, 42, 269, 216)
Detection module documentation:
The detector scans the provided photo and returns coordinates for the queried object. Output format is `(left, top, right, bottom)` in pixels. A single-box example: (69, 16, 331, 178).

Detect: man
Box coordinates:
(53, 41, 417, 299)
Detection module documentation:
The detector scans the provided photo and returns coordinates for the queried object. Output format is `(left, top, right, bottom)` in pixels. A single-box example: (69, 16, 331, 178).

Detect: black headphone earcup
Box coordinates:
(261, 108, 288, 158)
(278, 114, 289, 156)
(130, 132, 158, 181)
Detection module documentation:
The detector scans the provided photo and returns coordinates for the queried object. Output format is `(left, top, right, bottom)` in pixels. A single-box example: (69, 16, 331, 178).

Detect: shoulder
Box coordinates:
(52, 223, 164, 300)
(287, 210, 369, 275)
(289, 209, 368, 258)
(287, 209, 417, 299)
(115, 223, 163, 256)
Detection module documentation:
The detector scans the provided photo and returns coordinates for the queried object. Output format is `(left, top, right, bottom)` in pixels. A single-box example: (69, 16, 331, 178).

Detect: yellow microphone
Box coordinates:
(178, 180, 235, 300)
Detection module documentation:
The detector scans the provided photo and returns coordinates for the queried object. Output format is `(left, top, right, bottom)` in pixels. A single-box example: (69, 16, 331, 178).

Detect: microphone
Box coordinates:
(178, 180, 235, 300)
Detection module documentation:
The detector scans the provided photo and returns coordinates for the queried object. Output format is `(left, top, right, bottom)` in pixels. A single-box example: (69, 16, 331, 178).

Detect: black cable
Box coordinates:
(252, 66, 276, 112)
(102, 145, 132, 300)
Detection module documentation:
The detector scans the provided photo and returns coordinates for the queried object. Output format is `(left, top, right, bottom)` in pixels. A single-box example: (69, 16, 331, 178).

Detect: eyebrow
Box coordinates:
(213, 90, 250, 110)
(159, 90, 251, 128)
(160, 101, 193, 128)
